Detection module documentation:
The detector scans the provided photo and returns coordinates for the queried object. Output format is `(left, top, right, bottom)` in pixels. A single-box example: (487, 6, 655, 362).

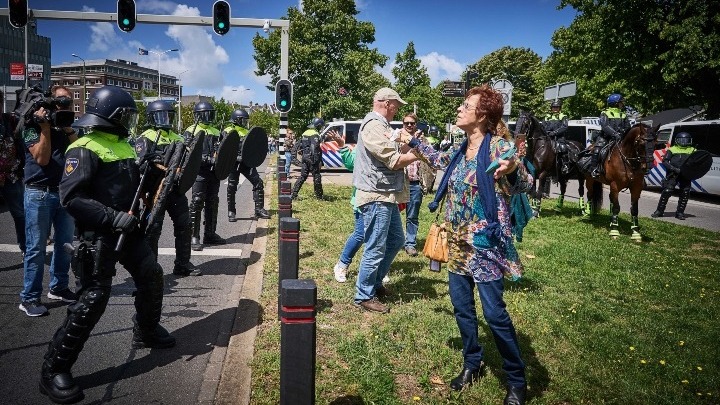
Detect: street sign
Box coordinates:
(442, 80, 465, 97)
(492, 79, 513, 116)
(10, 62, 25, 81)
(28, 63, 43, 81)
(544, 81, 576, 101)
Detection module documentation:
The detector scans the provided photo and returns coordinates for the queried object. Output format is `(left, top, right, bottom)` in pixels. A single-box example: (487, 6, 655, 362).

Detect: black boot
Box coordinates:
(504, 384, 527, 405)
(449, 364, 483, 391)
(227, 185, 237, 222)
(132, 264, 176, 349)
(652, 189, 672, 218)
(132, 323, 176, 349)
(675, 188, 690, 220)
(203, 199, 226, 245)
(189, 198, 203, 251)
(590, 150, 601, 178)
(173, 223, 202, 276)
(254, 190, 271, 219)
(40, 362, 84, 404)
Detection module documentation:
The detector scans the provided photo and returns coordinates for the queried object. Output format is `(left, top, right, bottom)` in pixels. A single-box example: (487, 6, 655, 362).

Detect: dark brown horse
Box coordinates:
(583, 123, 657, 241)
(514, 111, 585, 216)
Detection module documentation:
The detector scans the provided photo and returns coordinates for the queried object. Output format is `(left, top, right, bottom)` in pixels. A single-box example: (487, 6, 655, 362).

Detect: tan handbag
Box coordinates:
(423, 197, 449, 263)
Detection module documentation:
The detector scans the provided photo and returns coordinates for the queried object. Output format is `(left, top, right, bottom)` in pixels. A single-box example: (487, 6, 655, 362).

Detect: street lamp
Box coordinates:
(175, 69, 189, 131)
(232, 87, 250, 109)
(71, 53, 86, 115)
(141, 48, 179, 99)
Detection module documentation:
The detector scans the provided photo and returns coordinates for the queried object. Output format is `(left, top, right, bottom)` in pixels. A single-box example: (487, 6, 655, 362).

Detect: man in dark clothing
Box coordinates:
(291, 117, 324, 200)
(652, 132, 696, 220)
(589, 93, 631, 178)
(40, 86, 175, 404)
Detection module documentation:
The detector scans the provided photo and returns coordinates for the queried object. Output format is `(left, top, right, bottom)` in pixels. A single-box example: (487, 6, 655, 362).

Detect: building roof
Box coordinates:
(641, 107, 705, 126)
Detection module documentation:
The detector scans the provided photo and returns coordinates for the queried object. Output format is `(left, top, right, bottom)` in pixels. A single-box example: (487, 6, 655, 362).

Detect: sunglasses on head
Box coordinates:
(403, 121, 416, 126)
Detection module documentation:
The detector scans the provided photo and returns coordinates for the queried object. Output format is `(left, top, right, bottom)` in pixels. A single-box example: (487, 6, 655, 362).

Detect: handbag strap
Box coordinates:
(433, 193, 446, 223)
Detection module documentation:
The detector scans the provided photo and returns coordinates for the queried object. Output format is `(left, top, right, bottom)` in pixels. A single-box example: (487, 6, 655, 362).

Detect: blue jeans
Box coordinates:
(285, 152, 292, 174)
(20, 189, 75, 301)
(448, 272, 526, 387)
(404, 181, 423, 248)
(354, 202, 404, 303)
(0, 179, 25, 253)
(339, 210, 363, 267)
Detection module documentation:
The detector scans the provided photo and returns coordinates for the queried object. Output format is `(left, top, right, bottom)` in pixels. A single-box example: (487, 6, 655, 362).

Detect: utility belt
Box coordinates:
(63, 231, 116, 279)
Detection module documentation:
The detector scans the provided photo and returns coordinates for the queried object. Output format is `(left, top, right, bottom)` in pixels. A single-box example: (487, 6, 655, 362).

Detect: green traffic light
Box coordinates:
(280, 100, 287, 107)
(123, 18, 130, 26)
(218, 22, 225, 29)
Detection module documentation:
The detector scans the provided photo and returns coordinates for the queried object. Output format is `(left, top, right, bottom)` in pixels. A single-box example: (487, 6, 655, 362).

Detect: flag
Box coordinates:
(138, 48, 149, 55)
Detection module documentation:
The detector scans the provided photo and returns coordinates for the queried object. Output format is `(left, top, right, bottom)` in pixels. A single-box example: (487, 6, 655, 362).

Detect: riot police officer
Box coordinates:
(42, 86, 175, 404)
(225, 109, 270, 221)
(589, 93, 631, 177)
(186, 101, 225, 251)
(291, 117, 324, 200)
(542, 100, 569, 138)
(137, 100, 201, 276)
(652, 132, 696, 220)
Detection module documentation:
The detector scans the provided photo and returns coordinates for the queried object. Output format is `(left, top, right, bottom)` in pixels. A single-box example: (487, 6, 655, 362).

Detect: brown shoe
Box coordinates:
(355, 297, 389, 313)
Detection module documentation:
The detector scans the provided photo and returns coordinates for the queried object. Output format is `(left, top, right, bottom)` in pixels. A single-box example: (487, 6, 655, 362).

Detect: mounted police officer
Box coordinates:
(589, 93, 631, 177)
(186, 101, 226, 251)
(652, 132, 696, 220)
(42, 86, 175, 404)
(225, 108, 270, 221)
(291, 117, 324, 200)
(137, 100, 201, 276)
(543, 99, 571, 175)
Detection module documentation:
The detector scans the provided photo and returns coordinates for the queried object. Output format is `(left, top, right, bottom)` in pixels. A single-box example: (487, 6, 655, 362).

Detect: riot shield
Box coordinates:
(213, 129, 240, 180)
(176, 130, 205, 193)
(239, 126, 269, 168)
(680, 150, 713, 180)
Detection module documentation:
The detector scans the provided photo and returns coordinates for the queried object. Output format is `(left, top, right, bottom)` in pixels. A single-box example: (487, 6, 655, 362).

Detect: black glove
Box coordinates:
(109, 209, 139, 233)
(139, 151, 164, 171)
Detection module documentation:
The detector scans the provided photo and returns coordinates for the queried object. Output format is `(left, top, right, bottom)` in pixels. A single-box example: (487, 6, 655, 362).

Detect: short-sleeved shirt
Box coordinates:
(22, 123, 70, 187)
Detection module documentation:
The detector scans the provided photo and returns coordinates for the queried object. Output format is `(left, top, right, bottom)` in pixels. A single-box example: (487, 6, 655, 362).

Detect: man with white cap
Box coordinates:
(352, 87, 420, 313)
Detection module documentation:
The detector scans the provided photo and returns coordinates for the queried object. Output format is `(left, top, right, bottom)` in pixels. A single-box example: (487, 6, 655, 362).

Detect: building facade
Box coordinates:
(0, 18, 51, 113)
(51, 58, 179, 119)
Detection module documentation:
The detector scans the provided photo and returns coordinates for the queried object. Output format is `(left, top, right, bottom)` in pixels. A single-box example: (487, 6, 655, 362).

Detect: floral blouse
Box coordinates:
(416, 135, 533, 282)
(0, 136, 22, 186)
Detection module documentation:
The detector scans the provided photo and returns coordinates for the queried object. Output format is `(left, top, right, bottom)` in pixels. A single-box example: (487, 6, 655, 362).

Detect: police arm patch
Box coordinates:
(64, 157, 79, 176)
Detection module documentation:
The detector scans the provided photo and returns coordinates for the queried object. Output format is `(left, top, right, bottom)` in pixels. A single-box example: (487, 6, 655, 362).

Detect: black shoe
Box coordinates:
(651, 210, 663, 218)
(203, 233, 226, 245)
(40, 366, 84, 404)
(132, 324, 176, 349)
(191, 237, 203, 251)
(675, 212, 686, 220)
(173, 263, 202, 277)
(228, 211, 237, 222)
(450, 365, 483, 391)
(504, 384, 527, 405)
(255, 208, 271, 219)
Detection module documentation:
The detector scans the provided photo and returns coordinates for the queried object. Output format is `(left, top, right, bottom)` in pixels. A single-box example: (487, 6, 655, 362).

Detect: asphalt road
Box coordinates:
(0, 160, 269, 404)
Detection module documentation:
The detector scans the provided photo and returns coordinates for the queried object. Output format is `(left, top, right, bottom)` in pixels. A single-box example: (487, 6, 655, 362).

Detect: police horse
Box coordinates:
(581, 123, 657, 241)
(514, 111, 585, 217)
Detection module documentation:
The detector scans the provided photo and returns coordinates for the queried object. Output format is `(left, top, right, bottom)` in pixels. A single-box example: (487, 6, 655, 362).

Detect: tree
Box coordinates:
(549, 0, 720, 118)
(392, 42, 431, 118)
(252, 0, 389, 130)
(249, 109, 280, 138)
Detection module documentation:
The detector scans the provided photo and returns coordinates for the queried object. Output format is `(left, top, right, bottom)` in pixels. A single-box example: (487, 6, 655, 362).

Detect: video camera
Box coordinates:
(13, 85, 75, 129)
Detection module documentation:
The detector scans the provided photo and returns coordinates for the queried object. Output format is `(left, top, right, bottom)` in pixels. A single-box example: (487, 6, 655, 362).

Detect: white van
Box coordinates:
(566, 119, 603, 147)
(318, 120, 404, 168)
(645, 120, 720, 195)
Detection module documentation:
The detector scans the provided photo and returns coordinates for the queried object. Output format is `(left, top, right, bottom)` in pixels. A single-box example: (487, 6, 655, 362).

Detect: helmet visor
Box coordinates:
(109, 107, 139, 135)
(149, 110, 176, 128)
(676, 136, 692, 146)
(195, 110, 215, 123)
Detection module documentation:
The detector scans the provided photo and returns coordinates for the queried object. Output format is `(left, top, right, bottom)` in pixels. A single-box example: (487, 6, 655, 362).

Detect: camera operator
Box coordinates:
(18, 85, 78, 317)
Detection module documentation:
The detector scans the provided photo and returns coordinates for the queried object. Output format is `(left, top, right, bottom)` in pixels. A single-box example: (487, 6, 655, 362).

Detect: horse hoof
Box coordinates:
(631, 233, 642, 242)
(609, 230, 620, 238)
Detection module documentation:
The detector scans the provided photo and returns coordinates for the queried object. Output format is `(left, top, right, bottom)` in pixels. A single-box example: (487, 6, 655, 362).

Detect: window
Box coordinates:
(107, 79, 114, 85)
(677, 124, 720, 156)
(124, 81, 130, 88)
(74, 104, 80, 112)
(74, 80, 80, 85)
(132, 83, 138, 89)
(73, 91, 80, 99)
(85, 91, 90, 99)
(95, 79, 103, 84)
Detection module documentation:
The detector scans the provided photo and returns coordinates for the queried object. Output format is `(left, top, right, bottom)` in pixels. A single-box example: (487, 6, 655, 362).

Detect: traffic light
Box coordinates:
(8, 0, 28, 28)
(276, 79, 293, 113)
(212, 1, 231, 36)
(117, 0, 136, 32)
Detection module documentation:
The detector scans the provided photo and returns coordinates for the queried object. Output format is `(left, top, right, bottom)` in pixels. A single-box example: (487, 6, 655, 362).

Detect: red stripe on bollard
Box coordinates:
(281, 305, 315, 312)
(281, 317, 315, 324)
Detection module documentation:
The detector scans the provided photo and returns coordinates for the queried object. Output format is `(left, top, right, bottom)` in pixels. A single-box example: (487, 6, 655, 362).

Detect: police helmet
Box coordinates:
(551, 100, 562, 109)
(231, 109, 250, 127)
(674, 132, 692, 147)
(146, 100, 176, 129)
(307, 117, 324, 129)
(73, 86, 139, 137)
(607, 94, 624, 106)
(193, 101, 216, 123)
(429, 125, 439, 135)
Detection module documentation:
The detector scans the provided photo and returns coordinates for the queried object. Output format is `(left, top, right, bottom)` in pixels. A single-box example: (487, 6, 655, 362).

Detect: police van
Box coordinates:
(567, 118, 602, 147)
(645, 120, 720, 196)
(317, 120, 404, 168)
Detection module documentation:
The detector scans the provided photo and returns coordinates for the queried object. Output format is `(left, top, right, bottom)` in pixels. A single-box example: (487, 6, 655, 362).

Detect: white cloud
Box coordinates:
(83, 6, 123, 53)
(375, 61, 396, 84)
(419, 52, 465, 86)
(137, 0, 178, 14)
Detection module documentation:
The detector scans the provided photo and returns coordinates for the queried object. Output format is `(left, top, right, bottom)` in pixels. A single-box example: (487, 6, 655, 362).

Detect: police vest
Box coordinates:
(602, 108, 626, 119)
(67, 130, 136, 162)
(141, 128, 183, 146)
(544, 113, 567, 121)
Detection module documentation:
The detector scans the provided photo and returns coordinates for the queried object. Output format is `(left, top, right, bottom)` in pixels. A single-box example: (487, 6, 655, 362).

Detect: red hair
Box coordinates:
(466, 85, 503, 134)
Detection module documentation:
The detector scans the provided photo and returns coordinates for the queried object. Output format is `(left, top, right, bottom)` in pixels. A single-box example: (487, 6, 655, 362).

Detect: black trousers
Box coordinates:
(145, 189, 192, 268)
(292, 160, 322, 198)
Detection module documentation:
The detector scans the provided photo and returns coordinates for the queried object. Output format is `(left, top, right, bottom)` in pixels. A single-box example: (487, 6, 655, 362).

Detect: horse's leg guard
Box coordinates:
(609, 214, 620, 238)
(554, 195, 564, 212)
(630, 216, 642, 242)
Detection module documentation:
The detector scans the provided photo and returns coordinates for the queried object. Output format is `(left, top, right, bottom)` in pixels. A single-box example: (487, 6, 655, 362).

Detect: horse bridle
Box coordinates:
(615, 125, 655, 177)
(515, 112, 550, 141)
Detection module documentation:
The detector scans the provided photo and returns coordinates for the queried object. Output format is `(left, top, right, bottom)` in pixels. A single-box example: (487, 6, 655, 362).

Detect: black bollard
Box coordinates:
(278, 217, 300, 317)
(280, 279, 316, 405)
(278, 195, 292, 220)
(277, 155, 287, 195)
(280, 180, 292, 196)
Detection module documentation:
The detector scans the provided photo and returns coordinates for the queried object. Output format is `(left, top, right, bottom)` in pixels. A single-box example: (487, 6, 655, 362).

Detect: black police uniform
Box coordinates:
(590, 106, 630, 177)
(225, 124, 270, 220)
(291, 127, 323, 199)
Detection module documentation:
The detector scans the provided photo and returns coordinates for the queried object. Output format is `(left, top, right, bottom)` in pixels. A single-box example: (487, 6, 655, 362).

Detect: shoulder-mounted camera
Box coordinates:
(13, 85, 75, 129)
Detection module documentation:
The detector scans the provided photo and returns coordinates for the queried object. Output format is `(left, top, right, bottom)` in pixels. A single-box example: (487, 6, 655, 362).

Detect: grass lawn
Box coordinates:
(250, 180, 720, 404)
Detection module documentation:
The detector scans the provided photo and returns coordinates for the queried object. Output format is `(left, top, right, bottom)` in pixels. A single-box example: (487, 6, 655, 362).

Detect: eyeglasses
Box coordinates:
(460, 101, 477, 111)
(403, 121, 416, 126)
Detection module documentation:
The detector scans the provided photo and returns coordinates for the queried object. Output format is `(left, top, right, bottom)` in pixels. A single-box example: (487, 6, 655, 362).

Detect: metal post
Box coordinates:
(278, 217, 300, 317)
(72, 54, 86, 115)
(279, 279, 316, 405)
(24, 24, 28, 88)
(145, 48, 178, 99)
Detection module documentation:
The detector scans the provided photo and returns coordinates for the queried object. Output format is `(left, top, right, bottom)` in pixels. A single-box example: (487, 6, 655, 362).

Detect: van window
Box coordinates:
(588, 129, 601, 143)
(345, 123, 360, 144)
(325, 124, 343, 141)
(564, 126, 586, 145)
(656, 128, 672, 145)
(676, 124, 720, 156)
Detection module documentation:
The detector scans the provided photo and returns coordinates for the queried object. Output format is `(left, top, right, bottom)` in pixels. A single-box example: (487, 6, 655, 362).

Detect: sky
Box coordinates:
(26, 0, 579, 105)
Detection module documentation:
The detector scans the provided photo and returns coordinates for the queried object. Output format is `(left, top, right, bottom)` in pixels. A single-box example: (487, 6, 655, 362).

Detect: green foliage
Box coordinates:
(252, 0, 389, 130)
(252, 182, 720, 404)
(249, 109, 280, 138)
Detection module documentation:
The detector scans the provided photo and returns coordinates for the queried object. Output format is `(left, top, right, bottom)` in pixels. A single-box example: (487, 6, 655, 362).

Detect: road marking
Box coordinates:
(0, 244, 243, 257)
